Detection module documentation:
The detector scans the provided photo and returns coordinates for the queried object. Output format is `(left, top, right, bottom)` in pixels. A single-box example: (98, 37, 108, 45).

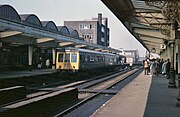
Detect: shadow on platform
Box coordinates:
(144, 75, 180, 117)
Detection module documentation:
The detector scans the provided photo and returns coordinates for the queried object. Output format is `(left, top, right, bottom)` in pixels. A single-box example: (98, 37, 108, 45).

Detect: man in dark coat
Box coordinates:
(166, 58, 171, 79)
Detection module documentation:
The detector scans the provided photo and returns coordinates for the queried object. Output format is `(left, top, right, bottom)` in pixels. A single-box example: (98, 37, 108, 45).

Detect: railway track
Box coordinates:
(0, 67, 142, 116)
(54, 67, 143, 117)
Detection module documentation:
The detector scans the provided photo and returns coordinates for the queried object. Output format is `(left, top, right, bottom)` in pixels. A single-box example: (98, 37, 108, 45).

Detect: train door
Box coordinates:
(64, 53, 70, 70)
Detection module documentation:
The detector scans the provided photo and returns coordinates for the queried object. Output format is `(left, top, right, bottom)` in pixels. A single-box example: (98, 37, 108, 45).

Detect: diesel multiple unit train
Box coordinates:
(56, 47, 125, 72)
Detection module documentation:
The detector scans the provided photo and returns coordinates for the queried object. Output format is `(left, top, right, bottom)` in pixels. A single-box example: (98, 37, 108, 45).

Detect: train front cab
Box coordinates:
(56, 51, 79, 72)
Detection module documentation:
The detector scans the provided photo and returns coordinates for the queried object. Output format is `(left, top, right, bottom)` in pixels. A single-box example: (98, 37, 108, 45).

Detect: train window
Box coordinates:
(80, 54, 85, 63)
(58, 53, 63, 62)
(87, 55, 90, 62)
(80, 54, 82, 62)
(114, 58, 117, 62)
(90, 56, 93, 62)
(99, 56, 103, 62)
(84, 55, 88, 63)
(96, 56, 99, 62)
(65, 53, 70, 62)
(71, 54, 77, 62)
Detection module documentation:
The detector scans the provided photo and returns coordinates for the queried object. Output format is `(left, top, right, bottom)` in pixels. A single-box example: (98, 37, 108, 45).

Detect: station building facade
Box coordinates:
(64, 13, 110, 47)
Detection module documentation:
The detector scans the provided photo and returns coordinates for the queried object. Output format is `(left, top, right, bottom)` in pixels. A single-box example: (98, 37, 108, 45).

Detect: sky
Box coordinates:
(0, 0, 146, 57)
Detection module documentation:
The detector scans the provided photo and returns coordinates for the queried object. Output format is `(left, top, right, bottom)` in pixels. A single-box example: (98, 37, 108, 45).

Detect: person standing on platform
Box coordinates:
(46, 58, 50, 69)
(166, 58, 171, 79)
(151, 59, 157, 76)
(155, 59, 160, 75)
(38, 57, 42, 70)
(162, 60, 167, 75)
(144, 59, 149, 75)
(159, 58, 164, 74)
(129, 62, 133, 69)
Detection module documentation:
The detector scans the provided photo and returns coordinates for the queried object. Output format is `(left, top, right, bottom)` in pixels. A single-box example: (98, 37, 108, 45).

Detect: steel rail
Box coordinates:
(54, 67, 141, 117)
(0, 67, 128, 109)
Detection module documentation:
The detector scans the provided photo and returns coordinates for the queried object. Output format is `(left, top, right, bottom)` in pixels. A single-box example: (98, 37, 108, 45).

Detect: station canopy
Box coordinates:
(101, 0, 180, 54)
(0, 5, 120, 54)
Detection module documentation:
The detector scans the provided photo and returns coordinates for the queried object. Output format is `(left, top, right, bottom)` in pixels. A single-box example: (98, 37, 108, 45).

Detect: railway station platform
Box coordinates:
(0, 69, 56, 79)
(92, 72, 180, 117)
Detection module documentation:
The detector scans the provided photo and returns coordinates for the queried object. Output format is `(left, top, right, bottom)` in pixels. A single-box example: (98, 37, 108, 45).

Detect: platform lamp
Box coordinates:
(168, 20, 177, 88)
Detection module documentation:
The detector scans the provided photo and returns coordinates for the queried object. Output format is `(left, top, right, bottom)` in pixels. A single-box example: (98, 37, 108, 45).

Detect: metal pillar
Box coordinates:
(168, 42, 176, 88)
(176, 40, 180, 107)
(28, 45, 33, 71)
(168, 21, 176, 88)
(52, 48, 56, 69)
(178, 45, 180, 84)
(177, 75, 180, 107)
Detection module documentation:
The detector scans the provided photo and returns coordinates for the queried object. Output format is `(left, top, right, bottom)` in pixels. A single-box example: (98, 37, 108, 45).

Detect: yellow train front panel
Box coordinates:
(56, 52, 80, 71)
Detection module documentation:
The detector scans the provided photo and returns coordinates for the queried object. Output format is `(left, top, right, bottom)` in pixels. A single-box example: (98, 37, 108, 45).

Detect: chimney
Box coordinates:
(98, 13, 102, 26)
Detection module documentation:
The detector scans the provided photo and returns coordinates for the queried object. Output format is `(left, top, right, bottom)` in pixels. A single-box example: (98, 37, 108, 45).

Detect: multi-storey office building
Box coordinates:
(64, 13, 109, 47)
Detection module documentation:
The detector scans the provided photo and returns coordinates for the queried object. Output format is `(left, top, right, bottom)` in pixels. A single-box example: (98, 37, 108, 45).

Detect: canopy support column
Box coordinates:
(52, 48, 56, 69)
(168, 21, 177, 88)
(28, 45, 33, 71)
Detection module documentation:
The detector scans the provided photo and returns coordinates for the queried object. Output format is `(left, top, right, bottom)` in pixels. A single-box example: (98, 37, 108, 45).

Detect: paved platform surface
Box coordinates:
(92, 71, 180, 117)
(0, 69, 56, 79)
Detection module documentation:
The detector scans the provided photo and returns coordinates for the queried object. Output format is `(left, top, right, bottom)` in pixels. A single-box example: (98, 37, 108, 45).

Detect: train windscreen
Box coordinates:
(71, 54, 77, 62)
(58, 53, 63, 62)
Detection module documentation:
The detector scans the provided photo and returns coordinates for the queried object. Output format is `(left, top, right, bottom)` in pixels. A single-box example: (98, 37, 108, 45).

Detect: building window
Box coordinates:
(101, 37, 105, 42)
(84, 25, 89, 29)
(90, 24, 94, 29)
(101, 27, 105, 32)
(80, 24, 83, 29)
(90, 39, 94, 43)
(79, 24, 94, 29)
(82, 34, 94, 39)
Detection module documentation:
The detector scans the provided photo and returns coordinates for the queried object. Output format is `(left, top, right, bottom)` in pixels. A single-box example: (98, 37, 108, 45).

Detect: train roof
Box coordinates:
(64, 47, 126, 57)
(118, 54, 126, 58)
(64, 47, 112, 55)
(78, 48, 104, 55)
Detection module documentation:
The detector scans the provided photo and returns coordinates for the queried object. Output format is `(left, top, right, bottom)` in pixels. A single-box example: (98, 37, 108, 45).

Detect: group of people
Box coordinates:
(144, 58, 171, 78)
(38, 57, 50, 69)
